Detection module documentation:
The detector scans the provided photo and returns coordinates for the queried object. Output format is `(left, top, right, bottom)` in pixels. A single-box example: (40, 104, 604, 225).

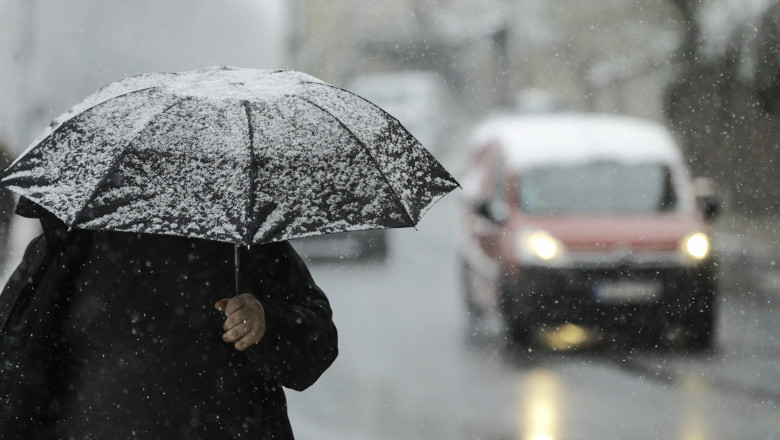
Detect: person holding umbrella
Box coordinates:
(0, 198, 338, 439)
(0, 67, 458, 439)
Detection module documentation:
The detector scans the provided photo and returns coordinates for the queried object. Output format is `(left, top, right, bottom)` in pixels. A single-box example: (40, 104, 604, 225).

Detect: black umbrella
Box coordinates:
(1, 66, 459, 290)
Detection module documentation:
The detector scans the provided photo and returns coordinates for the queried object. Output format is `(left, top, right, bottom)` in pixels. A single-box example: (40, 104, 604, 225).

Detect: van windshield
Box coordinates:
(519, 162, 678, 215)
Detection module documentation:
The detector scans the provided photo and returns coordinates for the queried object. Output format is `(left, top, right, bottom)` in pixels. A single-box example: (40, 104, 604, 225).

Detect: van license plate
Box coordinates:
(595, 281, 661, 303)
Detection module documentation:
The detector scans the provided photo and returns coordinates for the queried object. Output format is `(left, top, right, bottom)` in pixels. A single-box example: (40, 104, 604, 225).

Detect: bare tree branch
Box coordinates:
(667, 0, 702, 65)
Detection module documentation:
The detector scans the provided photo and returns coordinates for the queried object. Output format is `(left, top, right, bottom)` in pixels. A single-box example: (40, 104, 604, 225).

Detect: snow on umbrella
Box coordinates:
(0, 66, 459, 248)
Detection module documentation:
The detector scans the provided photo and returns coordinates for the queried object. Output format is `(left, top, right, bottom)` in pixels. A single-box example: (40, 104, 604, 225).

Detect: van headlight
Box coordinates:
(682, 232, 711, 260)
(518, 230, 567, 265)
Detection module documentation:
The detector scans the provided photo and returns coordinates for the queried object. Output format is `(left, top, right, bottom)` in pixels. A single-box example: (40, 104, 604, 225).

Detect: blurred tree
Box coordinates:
(663, 0, 780, 216)
(755, 2, 780, 114)
(667, 0, 702, 65)
(508, 0, 679, 117)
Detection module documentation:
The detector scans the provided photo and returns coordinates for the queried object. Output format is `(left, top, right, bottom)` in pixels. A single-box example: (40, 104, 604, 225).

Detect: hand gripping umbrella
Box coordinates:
(0, 66, 459, 293)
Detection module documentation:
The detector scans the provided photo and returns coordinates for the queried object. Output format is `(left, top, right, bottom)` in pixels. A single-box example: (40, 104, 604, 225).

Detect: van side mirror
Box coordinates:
(475, 200, 509, 224)
(699, 196, 720, 222)
(692, 177, 719, 223)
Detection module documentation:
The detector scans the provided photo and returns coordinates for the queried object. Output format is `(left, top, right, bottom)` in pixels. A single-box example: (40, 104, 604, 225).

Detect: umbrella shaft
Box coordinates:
(234, 244, 258, 362)
(234, 244, 240, 296)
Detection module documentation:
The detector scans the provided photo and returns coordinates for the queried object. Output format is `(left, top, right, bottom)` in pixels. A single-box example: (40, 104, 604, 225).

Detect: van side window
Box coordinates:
(488, 156, 507, 204)
(659, 167, 678, 211)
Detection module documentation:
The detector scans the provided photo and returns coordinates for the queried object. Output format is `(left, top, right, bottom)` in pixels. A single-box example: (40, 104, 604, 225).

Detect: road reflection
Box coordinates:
(678, 376, 709, 440)
(519, 369, 561, 440)
(537, 324, 601, 350)
(516, 366, 715, 440)
(511, 335, 720, 440)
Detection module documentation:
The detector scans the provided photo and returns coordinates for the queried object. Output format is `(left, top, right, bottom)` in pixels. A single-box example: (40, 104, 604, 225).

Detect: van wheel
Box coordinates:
(504, 318, 533, 348)
(499, 277, 534, 348)
(460, 261, 486, 343)
(684, 293, 716, 351)
(460, 261, 478, 316)
(671, 275, 716, 351)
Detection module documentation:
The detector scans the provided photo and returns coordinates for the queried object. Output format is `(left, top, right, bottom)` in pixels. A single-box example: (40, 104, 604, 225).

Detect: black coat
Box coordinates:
(0, 203, 338, 439)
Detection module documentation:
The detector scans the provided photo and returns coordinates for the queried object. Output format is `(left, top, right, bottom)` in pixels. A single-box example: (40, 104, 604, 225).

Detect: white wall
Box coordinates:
(0, 0, 288, 153)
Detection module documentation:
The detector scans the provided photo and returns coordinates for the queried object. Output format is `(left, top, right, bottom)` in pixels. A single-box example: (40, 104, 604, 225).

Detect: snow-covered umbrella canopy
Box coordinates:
(0, 66, 459, 245)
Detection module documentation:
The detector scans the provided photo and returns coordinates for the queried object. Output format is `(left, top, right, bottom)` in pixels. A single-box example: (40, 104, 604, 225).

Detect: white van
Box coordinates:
(459, 114, 719, 349)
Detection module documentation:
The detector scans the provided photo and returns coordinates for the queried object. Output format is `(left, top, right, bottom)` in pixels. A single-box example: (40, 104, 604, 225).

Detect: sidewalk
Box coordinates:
(713, 213, 779, 254)
(712, 214, 780, 297)
(632, 213, 780, 404)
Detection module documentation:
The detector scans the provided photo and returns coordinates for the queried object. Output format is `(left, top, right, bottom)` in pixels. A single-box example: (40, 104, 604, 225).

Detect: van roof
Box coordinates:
(470, 114, 684, 169)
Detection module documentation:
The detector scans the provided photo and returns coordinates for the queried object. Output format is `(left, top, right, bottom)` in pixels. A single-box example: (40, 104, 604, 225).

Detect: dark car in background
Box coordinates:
(291, 229, 388, 261)
(459, 114, 719, 349)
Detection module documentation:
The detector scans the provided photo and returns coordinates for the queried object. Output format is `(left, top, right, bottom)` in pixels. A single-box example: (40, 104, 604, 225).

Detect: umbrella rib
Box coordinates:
(293, 95, 416, 226)
(241, 100, 259, 244)
(70, 98, 184, 226)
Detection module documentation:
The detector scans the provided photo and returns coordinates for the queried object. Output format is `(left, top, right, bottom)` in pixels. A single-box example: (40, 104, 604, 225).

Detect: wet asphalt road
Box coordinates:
(288, 193, 780, 440)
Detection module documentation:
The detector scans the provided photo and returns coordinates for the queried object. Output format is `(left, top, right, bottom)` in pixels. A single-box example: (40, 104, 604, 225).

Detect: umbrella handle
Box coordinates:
(235, 244, 259, 362)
